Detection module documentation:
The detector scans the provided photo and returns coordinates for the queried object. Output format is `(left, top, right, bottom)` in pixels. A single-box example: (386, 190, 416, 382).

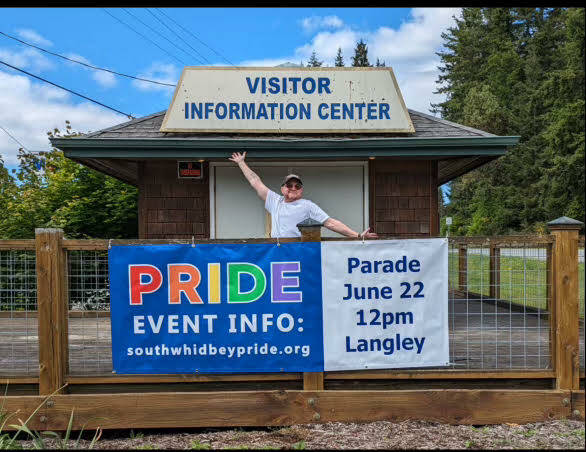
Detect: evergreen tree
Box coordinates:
(435, 7, 584, 234)
(334, 47, 344, 67)
(352, 40, 371, 67)
(306, 50, 323, 67)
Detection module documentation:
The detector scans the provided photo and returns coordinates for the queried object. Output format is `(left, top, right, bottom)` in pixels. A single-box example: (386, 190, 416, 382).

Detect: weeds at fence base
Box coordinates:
(0, 384, 102, 449)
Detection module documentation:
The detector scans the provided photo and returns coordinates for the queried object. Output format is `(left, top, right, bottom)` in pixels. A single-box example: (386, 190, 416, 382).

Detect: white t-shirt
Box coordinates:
(265, 189, 329, 238)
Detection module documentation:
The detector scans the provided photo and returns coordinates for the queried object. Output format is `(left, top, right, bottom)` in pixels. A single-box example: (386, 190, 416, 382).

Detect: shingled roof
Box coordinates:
(51, 108, 518, 187)
(81, 109, 496, 140)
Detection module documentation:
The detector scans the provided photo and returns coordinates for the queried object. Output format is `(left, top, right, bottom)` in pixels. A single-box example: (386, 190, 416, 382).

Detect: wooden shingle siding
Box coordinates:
(371, 160, 437, 238)
(139, 161, 209, 239)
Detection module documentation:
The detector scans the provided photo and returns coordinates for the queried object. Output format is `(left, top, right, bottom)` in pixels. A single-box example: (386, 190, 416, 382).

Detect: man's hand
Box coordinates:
(229, 151, 268, 201)
(229, 151, 247, 164)
(360, 228, 379, 239)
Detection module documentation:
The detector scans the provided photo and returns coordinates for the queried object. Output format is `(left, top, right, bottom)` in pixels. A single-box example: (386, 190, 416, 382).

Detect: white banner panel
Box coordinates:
(321, 239, 449, 371)
(160, 67, 414, 133)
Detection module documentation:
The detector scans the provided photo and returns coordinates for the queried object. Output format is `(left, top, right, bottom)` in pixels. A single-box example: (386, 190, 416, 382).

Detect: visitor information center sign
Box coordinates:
(160, 67, 415, 133)
(109, 239, 449, 374)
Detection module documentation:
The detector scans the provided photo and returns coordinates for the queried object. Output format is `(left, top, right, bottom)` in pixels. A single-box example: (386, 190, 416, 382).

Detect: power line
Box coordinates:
(123, 8, 205, 65)
(0, 60, 134, 119)
(102, 8, 186, 66)
(121, 8, 197, 65)
(0, 30, 176, 87)
(0, 125, 46, 154)
(0, 125, 27, 149)
(156, 8, 236, 66)
(145, 8, 211, 65)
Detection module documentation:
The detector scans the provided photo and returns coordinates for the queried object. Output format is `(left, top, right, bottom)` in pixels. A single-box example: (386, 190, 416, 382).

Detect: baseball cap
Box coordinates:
(281, 174, 303, 186)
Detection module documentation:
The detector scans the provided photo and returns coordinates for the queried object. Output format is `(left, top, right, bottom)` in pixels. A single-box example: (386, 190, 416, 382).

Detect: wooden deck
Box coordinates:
(1, 297, 583, 376)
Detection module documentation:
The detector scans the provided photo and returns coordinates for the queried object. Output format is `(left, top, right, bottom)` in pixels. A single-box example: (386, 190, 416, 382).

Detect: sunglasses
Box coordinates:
(285, 182, 303, 190)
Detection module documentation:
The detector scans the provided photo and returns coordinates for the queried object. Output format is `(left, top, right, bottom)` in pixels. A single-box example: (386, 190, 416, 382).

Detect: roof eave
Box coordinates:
(50, 135, 520, 153)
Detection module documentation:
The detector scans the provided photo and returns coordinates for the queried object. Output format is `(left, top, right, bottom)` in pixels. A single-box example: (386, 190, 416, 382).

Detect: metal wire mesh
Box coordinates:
(579, 245, 584, 370)
(0, 250, 38, 375)
(447, 241, 552, 369)
(67, 250, 112, 375)
(1, 240, 581, 376)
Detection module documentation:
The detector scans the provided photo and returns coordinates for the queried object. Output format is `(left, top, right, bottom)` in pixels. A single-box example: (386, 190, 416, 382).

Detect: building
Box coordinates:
(50, 68, 519, 239)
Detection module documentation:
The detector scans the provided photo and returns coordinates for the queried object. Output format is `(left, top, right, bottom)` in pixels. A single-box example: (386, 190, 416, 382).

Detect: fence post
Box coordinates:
(489, 245, 501, 299)
(548, 217, 583, 390)
(297, 219, 324, 391)
(458, 246, 467, 292)
(36, 228, 68, 395)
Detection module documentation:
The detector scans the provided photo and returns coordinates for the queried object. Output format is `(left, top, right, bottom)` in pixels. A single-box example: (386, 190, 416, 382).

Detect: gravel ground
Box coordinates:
(17, 419, 585, 449)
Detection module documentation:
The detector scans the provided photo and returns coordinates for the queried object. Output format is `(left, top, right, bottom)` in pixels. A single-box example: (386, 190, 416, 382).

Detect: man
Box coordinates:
(229, 152, 378, 239)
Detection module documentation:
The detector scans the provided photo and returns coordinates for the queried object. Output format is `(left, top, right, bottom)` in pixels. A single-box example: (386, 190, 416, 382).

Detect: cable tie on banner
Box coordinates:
(108, 239, 112, 249)
(360, 228, 369, 245)
(191, 236, 195, 247)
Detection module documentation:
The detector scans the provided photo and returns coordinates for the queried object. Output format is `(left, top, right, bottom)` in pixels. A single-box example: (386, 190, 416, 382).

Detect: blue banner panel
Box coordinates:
(109, 243, 323, 374)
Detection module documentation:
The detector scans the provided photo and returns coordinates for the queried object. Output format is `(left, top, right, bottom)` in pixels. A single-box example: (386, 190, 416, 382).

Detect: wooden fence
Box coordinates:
(0, 220, 584, 429)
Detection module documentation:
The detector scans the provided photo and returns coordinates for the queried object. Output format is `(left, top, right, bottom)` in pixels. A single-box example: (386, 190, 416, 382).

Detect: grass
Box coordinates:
(191, 439, 212, 450)
(449, 250, 585, 316)
(0, 386, 102, 450)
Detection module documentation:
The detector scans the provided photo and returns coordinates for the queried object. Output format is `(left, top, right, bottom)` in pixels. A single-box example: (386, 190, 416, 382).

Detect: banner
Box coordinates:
(108, 239, 448, 374)
(321, 239, 449, 370)
(108, 243, 324, 374)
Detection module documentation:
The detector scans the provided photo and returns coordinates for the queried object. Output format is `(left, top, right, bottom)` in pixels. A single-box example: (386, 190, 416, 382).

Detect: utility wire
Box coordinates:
(0, 125, 27, 149)
(122, 8, 204, 65)
(0, 60, 134, 119)
(146, 8, 210, 64)
(102, 8, 186, 66)
(121, 8, 196, 64)
(0, 125, 47, 153)
(156, 8, 236, 66)
(0, 30, 176, 87)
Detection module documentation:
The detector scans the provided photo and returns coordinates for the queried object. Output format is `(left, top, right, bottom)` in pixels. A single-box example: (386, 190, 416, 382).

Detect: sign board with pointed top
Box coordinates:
(161, 67, 415, 134)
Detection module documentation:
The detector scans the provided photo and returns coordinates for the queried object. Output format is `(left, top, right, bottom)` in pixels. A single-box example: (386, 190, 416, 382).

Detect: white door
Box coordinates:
(212, 162, 368, 239)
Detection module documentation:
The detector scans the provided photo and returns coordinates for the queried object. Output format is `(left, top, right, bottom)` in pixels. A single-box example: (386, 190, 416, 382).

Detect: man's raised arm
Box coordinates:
(229, 152, 269, 201)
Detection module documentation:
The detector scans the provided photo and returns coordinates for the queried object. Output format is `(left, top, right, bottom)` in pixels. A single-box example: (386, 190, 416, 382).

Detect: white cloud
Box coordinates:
(92, 71, 117, 88)
(63, 53, 117, 88)
(300, 15, 344, 33)
(294, 28, 358, 64)
(16, 29, 53, 47)
(291, 8, 462, 113)
(0, 69, 122, 165)
(0, 47, 54, 73)
(131, 63, 178, 93)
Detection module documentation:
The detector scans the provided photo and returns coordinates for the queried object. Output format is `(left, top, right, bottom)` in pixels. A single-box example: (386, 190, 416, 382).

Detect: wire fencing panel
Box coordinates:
(0, 249, 38, 375)
(67, 250, 112, 375)
(448, 240, 551, 369)
(1, 238, 579, 378)
(578, 242, 584, 370)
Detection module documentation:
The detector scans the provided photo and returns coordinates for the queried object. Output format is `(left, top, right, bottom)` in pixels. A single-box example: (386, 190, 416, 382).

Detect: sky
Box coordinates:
(0, 7, 462, 169)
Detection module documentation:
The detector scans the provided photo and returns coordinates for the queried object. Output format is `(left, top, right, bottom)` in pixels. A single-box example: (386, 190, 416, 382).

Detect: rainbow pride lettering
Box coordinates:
(129, 261, 302, 305)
